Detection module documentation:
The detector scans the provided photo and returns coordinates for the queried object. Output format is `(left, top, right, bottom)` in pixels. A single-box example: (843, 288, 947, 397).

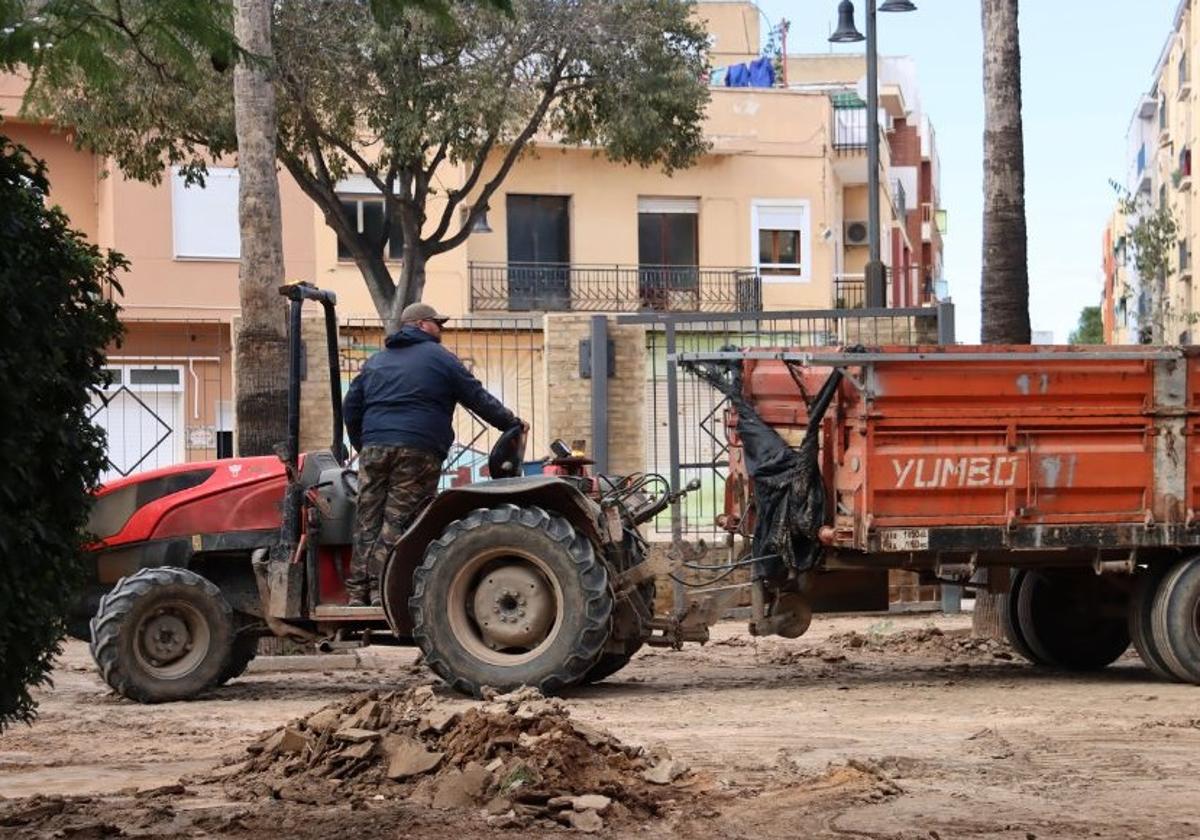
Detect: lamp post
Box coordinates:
(830, 0, 916, 308)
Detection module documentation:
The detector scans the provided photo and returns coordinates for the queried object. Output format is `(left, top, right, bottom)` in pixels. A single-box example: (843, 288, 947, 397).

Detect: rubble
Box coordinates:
(772, 626, 1016, 665)
(209, 685, 690, 831)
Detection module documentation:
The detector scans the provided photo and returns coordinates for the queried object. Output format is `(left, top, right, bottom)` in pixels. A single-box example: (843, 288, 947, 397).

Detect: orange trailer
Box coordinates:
(684, 345, 1200, 684)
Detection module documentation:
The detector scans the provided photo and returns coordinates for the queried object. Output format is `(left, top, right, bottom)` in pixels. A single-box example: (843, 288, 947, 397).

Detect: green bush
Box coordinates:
(0, 133, 124, 729)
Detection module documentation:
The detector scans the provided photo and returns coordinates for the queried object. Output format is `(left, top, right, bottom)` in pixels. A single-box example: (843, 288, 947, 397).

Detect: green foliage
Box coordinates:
(0, 134, 124, 730)
(1068, 306, 1103, 345)
(21, 0, 710, 316)
(1113, 182, 1179, 343)
(0, 1, 241, 86)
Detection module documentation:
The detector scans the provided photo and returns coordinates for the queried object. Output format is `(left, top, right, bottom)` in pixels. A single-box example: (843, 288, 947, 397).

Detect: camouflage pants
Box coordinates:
(349, 445, 442, 601)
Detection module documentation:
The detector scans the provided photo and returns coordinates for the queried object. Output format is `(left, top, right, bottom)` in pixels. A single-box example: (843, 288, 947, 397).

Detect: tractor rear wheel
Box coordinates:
(1016, 569, 1130, 671)
(410, 505, 613, 697)
(1130, 565, 1180, 681)
(90, 567, 235, 703)
(999, 569, 1048, 665)
(1150, 557, 1200, 683)
(579, 581, 655, 685)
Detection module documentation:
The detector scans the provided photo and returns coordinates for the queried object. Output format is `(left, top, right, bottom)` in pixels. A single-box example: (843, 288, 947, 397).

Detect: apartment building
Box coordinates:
(1112, 0, 1198, 344)
(1, 0, 946, 483)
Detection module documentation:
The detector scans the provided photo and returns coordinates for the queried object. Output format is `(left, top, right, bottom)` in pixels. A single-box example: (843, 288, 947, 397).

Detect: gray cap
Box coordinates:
(400, 302, 450, 325)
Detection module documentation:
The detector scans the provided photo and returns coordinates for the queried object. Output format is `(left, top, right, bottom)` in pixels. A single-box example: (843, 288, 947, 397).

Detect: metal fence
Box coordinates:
(93, 320, 233, 483)
(620, 305, 953, 542)
(469, 262, 762, 314)
(339, 317, 544, 486)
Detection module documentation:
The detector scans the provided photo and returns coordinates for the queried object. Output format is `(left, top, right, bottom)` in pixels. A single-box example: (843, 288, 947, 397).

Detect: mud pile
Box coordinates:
(826, 626, 1013, 658)
(210, 685, 691, 832)
(773, 626, 1013, 665)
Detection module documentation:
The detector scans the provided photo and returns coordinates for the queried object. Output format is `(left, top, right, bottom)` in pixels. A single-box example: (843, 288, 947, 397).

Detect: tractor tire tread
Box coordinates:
(89, 567, 233, 703)
(410, 505, 612, 697)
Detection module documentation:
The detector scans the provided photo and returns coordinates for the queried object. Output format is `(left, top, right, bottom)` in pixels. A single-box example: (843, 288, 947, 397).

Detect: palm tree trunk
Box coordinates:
(980, 0, 1031, 345)
(232, 0, 288, 457)
(976, 0, 1030, 638)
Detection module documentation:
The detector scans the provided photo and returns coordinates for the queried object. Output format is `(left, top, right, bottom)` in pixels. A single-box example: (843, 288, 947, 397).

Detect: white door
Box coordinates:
(92, 365, 186, 483)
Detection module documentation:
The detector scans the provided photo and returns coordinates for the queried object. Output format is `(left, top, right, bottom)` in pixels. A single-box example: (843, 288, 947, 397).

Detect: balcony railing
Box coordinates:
(832, 102, 868, 154)
(469, 262, 762, 313)
(833, 274, 866, 309)
(893, 179, 908, 218)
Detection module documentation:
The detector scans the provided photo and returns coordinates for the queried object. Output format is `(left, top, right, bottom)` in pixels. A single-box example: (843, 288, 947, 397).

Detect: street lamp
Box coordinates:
(829, 0, 916, 308)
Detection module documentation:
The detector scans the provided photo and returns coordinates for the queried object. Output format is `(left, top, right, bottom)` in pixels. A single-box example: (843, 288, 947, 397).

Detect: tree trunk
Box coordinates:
(232, 0, 289, 457)
(976, 0, 1028, 638)
(980, 0, 1031, 345)
(387, 245, 427, 331)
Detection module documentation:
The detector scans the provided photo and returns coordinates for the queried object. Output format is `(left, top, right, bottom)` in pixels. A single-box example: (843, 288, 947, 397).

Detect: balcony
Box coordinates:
(892, 179, 908, 219)
(832, 101, 868, 155)
(468, 263, 762, 314)
(833, 274, 865, 309)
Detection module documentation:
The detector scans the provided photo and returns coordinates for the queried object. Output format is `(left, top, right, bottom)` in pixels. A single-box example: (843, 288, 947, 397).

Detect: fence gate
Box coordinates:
(339, 317, 544, 486)
(619, 303, 955, 609)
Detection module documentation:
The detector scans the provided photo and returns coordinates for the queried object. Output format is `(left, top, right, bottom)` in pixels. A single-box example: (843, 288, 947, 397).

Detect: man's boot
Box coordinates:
(346, 578, 369, 608)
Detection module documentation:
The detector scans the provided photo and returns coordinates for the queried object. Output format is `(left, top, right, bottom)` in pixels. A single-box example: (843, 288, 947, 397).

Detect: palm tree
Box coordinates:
(976, 0, 1030, 638)
(980, 0, 1031, 344)
(231, 0, 289, 457)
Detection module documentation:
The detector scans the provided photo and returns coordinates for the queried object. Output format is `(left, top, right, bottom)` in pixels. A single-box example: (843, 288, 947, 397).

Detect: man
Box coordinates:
(342, 302, 524, 607)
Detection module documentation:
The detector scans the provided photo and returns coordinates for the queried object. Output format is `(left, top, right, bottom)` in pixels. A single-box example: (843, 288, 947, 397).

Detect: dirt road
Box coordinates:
(3, 613, 1199, 838)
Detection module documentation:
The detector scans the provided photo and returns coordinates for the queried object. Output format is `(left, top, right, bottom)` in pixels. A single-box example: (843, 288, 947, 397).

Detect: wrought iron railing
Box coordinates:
(832, 103, 868, 154)
(468, 262, 762, 314)
(833, 274, 866, 309)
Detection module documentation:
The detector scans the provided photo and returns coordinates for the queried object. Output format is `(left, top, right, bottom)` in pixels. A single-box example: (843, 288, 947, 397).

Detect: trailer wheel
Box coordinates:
(410, 505, 613, 697)
(1000, 570, 1048, 665)
(1150, 557, 1200, 684)
(90, 567, 234, 703)
(1016, 570, 1130, 671)
(1129, 566, 1181, 681)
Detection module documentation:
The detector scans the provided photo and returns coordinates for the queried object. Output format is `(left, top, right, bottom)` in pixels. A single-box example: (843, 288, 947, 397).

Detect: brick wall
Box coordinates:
(888, 119, 921, 166)
(299, 317, 336, 455)
(841, 314, 940, 346)
(543, 314, 646, 475)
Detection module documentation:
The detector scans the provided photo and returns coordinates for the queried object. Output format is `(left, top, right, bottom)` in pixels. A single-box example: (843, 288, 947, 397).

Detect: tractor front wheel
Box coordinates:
(410, 505, 613, 697)
(90, 567, 235, 703)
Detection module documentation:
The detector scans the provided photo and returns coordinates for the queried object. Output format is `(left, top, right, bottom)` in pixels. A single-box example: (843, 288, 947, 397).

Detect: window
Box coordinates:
(758, 229, 800, 271)
(171, 167, 240, 259)
(752, 201, 810, 282)
(337, 197, 403, 261)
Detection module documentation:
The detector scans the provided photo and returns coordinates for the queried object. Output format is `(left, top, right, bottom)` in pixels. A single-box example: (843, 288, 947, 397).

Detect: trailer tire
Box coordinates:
(90, 567, 234, 703)
(410, 505, 613, 697)
(1000, 570, 1048, 665)
(1016, 570, 1130, 671)
(1130, 566, 1181, 682)
(1150, 557, 1200, 684)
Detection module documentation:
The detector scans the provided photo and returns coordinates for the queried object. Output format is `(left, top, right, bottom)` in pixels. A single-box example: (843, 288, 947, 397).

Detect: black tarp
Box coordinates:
(683, 357, 843, 581)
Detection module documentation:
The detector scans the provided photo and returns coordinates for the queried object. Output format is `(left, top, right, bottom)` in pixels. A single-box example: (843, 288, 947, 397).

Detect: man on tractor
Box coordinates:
(343, 302, 526, 607)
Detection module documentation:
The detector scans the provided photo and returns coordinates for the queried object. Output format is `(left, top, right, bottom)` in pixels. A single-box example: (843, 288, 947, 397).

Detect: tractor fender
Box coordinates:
(380, 477, 604, 637)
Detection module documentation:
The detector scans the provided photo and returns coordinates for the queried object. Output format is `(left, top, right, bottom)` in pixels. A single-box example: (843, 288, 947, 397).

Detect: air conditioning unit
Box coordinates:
(845, 220, 869, 246)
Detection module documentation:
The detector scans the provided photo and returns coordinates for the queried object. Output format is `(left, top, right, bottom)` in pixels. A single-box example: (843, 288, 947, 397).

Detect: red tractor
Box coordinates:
(79, 283, 699, 702)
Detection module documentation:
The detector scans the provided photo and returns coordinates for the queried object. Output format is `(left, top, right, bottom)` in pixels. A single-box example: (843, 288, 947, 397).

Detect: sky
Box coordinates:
(754, 0, 1181, 342)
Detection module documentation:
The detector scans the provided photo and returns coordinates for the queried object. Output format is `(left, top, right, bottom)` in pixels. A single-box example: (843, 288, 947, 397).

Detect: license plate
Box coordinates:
(879, 528, 929, 552)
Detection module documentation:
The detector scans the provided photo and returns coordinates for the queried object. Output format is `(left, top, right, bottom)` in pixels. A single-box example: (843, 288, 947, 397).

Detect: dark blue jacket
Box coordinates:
(343, 326, 519, 459)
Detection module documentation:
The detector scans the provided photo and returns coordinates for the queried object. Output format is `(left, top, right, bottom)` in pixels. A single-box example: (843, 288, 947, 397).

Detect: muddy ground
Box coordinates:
(2, 612, 1199, 839)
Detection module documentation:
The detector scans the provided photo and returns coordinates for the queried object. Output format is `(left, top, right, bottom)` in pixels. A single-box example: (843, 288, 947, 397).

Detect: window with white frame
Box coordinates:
(752, 201, 810, 281)
(171, 167, 240, 259)
(337, 196, 404, 261)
